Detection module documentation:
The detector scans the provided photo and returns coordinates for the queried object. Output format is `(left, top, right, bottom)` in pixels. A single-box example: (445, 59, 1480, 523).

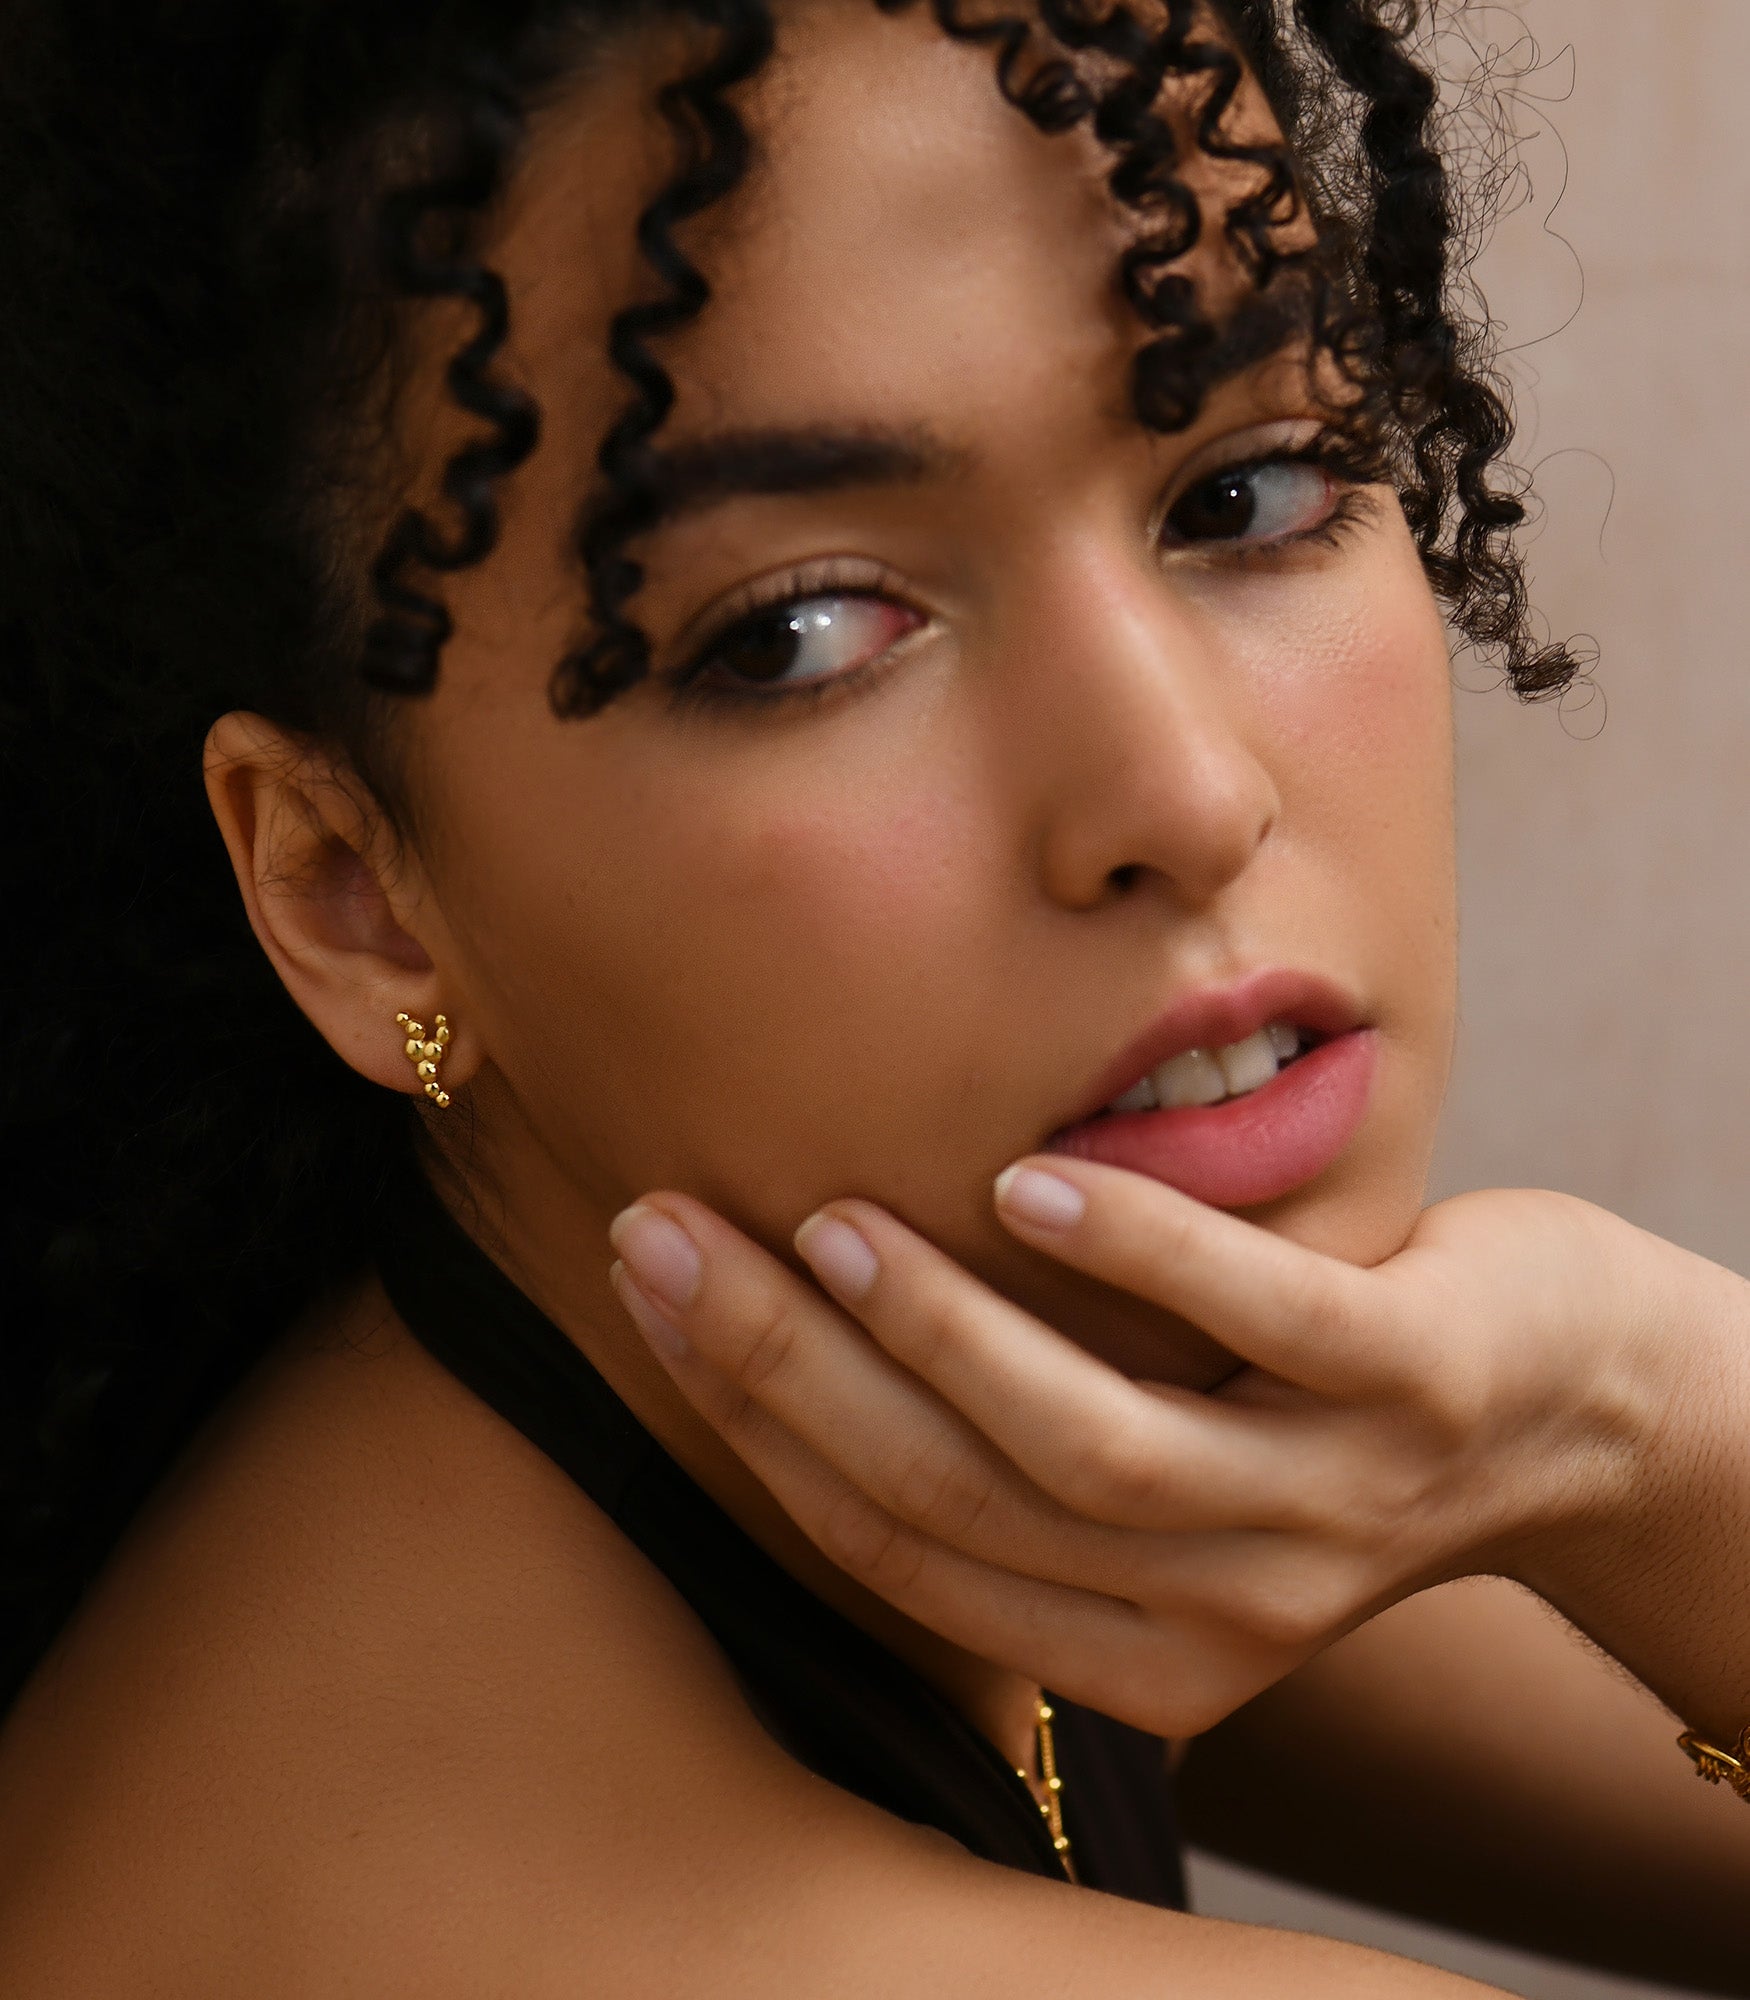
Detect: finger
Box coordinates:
(659, 1293, 1332, 1736)
(607, 1197, 1151, 1588)
(991, 1155, 1395, 1398)
(612, 1263, 1204, 1735)
(789, 1200, 1321, 1533)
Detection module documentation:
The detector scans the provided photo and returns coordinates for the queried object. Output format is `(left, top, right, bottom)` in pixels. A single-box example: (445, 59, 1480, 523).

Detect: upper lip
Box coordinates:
(1054, 965, 1369, 1132)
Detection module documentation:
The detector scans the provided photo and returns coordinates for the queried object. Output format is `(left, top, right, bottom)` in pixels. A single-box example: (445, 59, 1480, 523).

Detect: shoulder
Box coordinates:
(0, 1285, 837, 1994)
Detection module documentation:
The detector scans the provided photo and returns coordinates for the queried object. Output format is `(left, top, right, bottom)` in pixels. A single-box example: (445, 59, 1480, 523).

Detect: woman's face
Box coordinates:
(396, 1, 1457, 1387)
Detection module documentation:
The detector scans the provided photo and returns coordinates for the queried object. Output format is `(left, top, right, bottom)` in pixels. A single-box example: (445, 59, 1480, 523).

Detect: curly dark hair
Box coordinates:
(0, 0, 1576, 1711)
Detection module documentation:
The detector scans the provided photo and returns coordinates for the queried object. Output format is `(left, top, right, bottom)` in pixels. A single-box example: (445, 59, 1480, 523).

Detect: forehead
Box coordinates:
(498, 2, 1276, 457)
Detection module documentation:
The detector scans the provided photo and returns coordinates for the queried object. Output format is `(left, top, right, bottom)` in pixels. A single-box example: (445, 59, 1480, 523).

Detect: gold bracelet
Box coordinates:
(1677, 1726, 1750, 1802)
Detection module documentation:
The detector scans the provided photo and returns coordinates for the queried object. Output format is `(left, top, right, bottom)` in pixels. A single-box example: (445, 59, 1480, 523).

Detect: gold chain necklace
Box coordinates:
(1014, 1695, 1072, 1863)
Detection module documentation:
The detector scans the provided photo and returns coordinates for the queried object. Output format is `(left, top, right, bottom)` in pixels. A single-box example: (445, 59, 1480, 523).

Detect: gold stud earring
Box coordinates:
(395, 1012, 452, 1108)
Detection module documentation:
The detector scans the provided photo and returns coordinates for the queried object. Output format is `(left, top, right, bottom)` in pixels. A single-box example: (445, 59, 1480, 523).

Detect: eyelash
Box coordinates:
(1180, 431, 1382, 563)
(1200, 474, 1374, 565)
(666, 557, 917, 716)
(666, 429, 1380, 715)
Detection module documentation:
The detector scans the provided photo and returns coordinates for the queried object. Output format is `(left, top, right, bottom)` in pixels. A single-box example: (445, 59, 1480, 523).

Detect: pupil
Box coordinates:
(722, 607, 804, 684)
(1174, 472, 1256, 541)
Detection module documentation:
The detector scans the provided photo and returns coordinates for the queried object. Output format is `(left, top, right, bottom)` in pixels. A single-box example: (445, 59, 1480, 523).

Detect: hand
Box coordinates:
(606, 1162, 1741, 1740)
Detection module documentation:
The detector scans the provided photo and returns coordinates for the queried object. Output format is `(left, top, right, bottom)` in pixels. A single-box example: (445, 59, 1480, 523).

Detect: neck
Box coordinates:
(455, 1147, 1044, 1775)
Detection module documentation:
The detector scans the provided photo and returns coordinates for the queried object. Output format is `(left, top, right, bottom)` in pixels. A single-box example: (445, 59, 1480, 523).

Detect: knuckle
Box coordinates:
(731, 1297, 809, 1396)
(888, 1443, 998, 1544)
(1282, 1263, 1350, 1352)
(1300, 1431, 1394, 1526)
(867, 1528, 929, 1597)
(1371, 1352, 1483, 1459)
(1423, 1360, 1490, 1442)
(712, 1383, 767, 1447)
(819, 1492, 926, 1596)
(1267, 1478, 1340, 1537)
(1060, 1416, 1169, 1521)
(1158, 1199, 1205, 1261)
(1366, 1354, 1425, 1409)
(819, 1488, 897, 1573)
(1138, 1204, 1203, 1291)
(1226, 1566, 1352, 1652)
(1316, 1442, 1440, 1550)
(887, 1297, 958, 1378)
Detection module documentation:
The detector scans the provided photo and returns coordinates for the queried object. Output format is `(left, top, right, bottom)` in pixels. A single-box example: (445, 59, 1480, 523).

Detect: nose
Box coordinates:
(1004, 551, 1281, 914)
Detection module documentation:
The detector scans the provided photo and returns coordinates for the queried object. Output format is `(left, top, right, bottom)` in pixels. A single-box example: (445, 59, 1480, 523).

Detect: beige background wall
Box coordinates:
(1195, 4, 1750, 1993)
(1432, 0, 1750, 1266)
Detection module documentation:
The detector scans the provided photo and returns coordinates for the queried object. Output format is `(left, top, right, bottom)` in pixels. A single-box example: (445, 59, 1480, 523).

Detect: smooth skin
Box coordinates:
(3, 4, 1741, 1995)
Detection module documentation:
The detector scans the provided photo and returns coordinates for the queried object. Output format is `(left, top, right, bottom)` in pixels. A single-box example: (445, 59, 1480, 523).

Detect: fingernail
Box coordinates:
(608, 1203, 702, 1311)
(610, 1261, 691, 1364)
(994, 1163, 1087, 1232)
(794, 1212, 880, 1301)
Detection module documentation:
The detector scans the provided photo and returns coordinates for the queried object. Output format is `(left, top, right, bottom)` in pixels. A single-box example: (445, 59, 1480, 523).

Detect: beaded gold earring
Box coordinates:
(395, 1012, 452, 1108)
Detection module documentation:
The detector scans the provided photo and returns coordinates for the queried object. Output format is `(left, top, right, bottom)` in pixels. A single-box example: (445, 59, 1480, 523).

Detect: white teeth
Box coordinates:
(1101, 1018, 1304, 1116)
(1153, 1048, 1228, 1108)
(1217, 1028, 1280, 1097)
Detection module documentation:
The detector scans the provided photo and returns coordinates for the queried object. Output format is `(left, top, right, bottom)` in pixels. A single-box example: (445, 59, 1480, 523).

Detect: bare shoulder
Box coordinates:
(0, 1283, 776, 1994)
(0, 1295, 1504, 2000)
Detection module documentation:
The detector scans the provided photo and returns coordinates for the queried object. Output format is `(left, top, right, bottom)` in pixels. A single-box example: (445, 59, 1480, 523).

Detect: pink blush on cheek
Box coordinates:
(722, 780, 986, 938)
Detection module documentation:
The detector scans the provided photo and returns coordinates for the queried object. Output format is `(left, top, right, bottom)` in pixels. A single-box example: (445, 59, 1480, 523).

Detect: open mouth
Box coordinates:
(1091, 1019, 1324, 1118)
(1043, 969, 1376, 1208)
(1050, 1015, 1377, 1209)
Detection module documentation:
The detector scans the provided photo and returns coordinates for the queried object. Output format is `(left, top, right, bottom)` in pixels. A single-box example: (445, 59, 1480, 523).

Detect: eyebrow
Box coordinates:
(581, 280, 1321, 542)
(589, 425, 966, 538)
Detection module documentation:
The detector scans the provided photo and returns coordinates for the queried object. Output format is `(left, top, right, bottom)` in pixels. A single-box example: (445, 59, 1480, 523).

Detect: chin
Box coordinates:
(1248, 1126, 1434, 1269)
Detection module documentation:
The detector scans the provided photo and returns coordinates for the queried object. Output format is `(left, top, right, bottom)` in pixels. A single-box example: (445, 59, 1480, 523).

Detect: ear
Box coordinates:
(203, 711, 482, 1104)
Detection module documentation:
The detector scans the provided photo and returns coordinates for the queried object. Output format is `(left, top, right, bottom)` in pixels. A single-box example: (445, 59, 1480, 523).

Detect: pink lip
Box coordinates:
(1049, 1030, 1377, 1209)
(1046, 968, 1376, 1210)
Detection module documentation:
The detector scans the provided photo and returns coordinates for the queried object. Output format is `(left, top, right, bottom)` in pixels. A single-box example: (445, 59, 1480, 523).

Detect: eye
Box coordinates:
(1162, 457, 1338, 550)
(690, 591, 924, 694)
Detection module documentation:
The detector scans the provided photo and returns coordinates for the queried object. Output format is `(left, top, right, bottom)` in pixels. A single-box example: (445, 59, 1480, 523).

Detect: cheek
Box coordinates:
(1259, 556, 1456, 949)
(1273, 598, 1451, 817)
(631, 746, 981, 1003)
(442, 715, 997, 1207)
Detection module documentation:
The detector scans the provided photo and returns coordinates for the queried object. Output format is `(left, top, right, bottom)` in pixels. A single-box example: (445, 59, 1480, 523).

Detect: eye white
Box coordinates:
(1163, 455, 1339, 551)
(1240, 461, 1333, 541)
(741, 593, 915, 687)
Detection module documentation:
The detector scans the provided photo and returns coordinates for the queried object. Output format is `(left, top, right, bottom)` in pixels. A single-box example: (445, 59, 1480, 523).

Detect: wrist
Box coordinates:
(1505, 1224, 1750, 1735)
(1494, 1211, 1710, 1588)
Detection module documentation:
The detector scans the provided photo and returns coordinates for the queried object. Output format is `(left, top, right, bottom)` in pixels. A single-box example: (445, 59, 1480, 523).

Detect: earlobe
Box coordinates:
(201, 711, 479, 1103)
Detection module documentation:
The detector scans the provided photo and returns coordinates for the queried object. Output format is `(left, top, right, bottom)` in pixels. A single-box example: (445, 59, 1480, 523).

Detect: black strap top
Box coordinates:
(376, 1170, 1185, 1909)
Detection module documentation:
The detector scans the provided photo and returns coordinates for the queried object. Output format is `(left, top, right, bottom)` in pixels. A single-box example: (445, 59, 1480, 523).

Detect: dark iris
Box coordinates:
(1168, 469, 1258, 542)
(713, 604, 806, 684)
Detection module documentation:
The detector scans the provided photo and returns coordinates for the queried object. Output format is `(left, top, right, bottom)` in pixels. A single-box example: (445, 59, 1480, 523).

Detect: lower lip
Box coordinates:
(1047, 1029, 1378, 1209)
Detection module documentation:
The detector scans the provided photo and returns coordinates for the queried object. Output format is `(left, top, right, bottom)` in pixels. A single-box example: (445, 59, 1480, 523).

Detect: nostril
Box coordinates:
(1108, 862, 1142, 893)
